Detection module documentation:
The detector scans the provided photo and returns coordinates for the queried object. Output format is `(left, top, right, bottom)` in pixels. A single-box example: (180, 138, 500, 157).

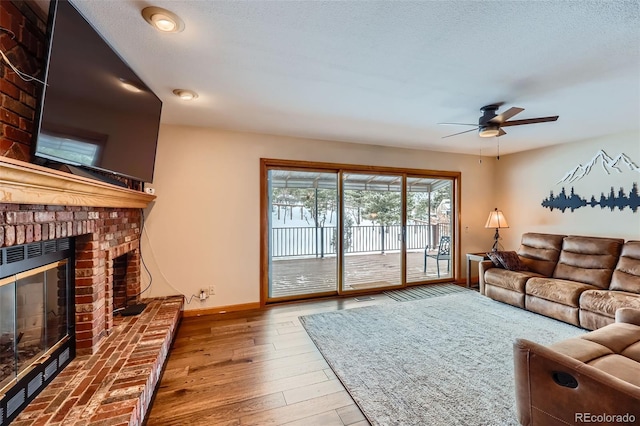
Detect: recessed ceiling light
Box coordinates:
(173, 89, 198, 101)
(141, 7, 185, 33)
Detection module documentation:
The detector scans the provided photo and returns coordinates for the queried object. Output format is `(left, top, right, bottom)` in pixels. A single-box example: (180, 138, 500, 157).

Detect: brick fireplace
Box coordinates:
(0, 4, 178, 421)
(0, 157, 155, 355)
(1, 0, 146, 353)
(1, 157, 178, 425)
(0, 5, 177, 422)
(1, 203, 142, 355)
(74, 210, 144, 354)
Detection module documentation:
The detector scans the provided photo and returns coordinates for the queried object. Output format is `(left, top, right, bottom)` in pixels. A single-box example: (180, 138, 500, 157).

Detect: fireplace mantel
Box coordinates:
(0, 156, 156, 208)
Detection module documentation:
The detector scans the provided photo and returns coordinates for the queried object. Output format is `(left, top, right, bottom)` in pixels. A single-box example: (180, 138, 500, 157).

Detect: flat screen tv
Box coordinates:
(33, 0, 162, 184)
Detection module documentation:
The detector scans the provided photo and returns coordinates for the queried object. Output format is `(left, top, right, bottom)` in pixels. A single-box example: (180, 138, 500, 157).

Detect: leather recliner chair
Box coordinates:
(513, 308, 640, 425)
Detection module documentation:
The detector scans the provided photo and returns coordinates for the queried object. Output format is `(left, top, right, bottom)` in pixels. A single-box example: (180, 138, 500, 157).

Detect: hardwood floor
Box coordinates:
(146, 294, 396, 425)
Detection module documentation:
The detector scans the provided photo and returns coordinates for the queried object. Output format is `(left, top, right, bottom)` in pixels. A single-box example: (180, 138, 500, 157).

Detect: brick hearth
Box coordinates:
(12, 296, 183, 426)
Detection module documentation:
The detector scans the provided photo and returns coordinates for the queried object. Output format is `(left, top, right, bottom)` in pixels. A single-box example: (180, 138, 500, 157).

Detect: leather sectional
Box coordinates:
(479, 232, 640, 330)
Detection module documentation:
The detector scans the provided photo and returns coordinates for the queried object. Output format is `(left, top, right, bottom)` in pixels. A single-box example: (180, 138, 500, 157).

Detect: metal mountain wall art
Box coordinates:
(542, 150, 640, 213)
(556, 150, 639, 184)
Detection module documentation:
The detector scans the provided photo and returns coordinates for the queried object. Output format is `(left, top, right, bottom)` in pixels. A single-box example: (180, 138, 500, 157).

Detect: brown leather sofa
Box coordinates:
(513, 308, 640, 425)
(479, 233, 640, 330)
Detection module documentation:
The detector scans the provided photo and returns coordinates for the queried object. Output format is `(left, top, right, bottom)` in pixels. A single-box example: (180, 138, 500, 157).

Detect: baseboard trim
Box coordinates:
(183, 302, 261, 317)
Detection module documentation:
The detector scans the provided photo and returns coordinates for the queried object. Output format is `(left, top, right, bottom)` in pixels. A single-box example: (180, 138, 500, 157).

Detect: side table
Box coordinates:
(466, 252, 491, 288)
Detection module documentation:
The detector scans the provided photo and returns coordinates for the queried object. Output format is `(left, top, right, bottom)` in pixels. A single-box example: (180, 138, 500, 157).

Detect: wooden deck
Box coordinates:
(270, 251, 452, 298)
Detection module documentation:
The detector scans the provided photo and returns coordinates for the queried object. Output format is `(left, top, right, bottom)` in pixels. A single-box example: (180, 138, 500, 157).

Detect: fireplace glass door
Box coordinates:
(0, 283, 15, 390)
(0, 261, 69, 393)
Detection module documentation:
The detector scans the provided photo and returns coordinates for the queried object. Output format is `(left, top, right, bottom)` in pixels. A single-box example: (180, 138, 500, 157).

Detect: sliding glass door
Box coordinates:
(266, 169, 339, 299)
(341, 173, 403, 291)
(262, 160, 459, 304)
(406, 177, 453, 283)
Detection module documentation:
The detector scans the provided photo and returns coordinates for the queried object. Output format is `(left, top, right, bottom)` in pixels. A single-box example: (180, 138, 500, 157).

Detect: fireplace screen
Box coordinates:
(0, 238, 74, 425)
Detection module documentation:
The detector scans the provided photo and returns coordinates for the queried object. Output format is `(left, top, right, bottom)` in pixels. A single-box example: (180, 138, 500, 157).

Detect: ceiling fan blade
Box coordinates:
(442, 128, 478, 139)
(438, 122, 478, 126)
(489, 107, 524, 124)
(500, 116, 559, 127)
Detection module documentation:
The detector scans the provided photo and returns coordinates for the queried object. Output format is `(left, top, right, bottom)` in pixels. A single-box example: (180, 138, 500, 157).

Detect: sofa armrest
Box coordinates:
(478, 260, 494, 295)
(615, 308, 640, 326)
(513, 338, 640, 425)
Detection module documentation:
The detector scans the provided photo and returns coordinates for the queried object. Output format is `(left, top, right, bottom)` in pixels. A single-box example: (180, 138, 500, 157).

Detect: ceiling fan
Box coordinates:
(440, 104, 559, 139)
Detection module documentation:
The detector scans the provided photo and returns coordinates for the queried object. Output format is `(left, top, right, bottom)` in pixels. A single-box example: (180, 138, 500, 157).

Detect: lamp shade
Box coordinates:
(485, 208, 509, 229)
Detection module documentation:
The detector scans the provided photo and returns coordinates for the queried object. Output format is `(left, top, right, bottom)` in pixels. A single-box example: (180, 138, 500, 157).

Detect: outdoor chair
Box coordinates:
(424, 235, 451, 277)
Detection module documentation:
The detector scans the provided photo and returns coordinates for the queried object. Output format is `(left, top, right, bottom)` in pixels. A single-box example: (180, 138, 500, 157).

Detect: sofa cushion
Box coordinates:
(487, 251, 530, 271)
(579, 310, 615, 331)
(526, 277, 597, 307)
(622, 341, 640, 364)
(485, 285, 526, 308)
(610, 241, 640, 294)
(580, 321, 640, 353)
(549, 338, 613, 363)
(484, 268, 541, 293)
(516, 233, 565, 276)
(589, 354, 640, 387)
(553, 236, 624, 289)
(580, 289, 640, 318)
(576, 321, 640, 385)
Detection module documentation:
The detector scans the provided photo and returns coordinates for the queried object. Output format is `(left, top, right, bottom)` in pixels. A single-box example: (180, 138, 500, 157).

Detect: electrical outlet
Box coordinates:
(199, 290, 207, 301)
(208, 285, 216, 295)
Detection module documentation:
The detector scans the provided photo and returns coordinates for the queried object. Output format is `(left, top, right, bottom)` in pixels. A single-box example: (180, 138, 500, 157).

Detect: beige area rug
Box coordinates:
(300, 291, 586, 426)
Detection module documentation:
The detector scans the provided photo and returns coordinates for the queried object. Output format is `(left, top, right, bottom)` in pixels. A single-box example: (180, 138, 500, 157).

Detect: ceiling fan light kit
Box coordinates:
(441, 104, 559, 139)
(479, 125, 500, 138)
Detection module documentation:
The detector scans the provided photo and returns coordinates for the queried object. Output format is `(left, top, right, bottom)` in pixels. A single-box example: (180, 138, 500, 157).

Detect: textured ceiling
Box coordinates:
(71, 0, 640, 156)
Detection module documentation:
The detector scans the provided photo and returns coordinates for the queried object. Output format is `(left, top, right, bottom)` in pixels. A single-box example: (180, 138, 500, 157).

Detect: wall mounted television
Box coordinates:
(33, 0, 162, 184)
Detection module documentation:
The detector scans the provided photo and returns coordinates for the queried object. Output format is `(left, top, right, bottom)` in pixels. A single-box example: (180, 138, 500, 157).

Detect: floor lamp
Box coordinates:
(485, 208, 509, 252)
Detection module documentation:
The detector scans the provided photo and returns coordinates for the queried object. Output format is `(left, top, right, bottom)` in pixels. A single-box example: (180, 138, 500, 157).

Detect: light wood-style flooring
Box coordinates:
(146, 294, 396, 425)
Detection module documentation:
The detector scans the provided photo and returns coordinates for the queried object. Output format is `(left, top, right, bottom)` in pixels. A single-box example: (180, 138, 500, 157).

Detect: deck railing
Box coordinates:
(271, 223, 450, 258)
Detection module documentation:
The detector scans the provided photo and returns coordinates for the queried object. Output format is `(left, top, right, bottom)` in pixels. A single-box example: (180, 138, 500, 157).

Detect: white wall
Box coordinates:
(495, 131, 640, 250)
(141, 125, 497, 310)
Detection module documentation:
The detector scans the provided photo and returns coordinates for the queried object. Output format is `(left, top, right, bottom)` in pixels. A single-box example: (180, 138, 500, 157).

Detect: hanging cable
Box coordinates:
(0, 27, 47, 86)
(115, 208, 204, 313)
(139, 208, 204, 304)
